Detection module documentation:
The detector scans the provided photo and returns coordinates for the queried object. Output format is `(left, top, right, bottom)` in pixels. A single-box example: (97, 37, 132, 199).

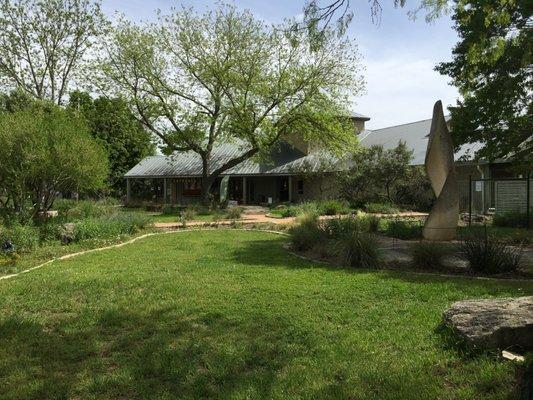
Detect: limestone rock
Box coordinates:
(443, 296, 533, 350)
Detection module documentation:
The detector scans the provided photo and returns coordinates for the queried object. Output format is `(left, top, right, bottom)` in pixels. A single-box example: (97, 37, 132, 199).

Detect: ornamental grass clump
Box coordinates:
(289, 213, 324, 251)
(459, 234, 523, 274)
(225, 206, 244, 220)
(411, 241, 453, 270)
(336, 230, 381, 268)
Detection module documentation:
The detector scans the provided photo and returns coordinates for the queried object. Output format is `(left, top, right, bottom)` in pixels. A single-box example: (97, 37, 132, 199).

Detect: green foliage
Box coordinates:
(318, 199, 350, 215)
(337, 141, 413, 207)
(181, 207, 197, 221)
(0, 103, 109, 218)
(289, 213, 324, 251)
(100, 3, 362, 203)
(336, 231, 381, 268)
(384, 219, 423, 240)
(0, 224, 40, 253)
(225, 207, 244, 220)
(493, 212, 531, 229)
(411, 241, 453, 270)
(459, 234, 523, 274)
(364, 202, 399, 214)
(54, 199, 116, 221)
(393, 166, 434, 211)
(72, 214, 151, 242)
(0, 0, 106, 105)
(68, 91, 155, 195)
(436, 0, 532, 169)
(162, 204, 181, 215)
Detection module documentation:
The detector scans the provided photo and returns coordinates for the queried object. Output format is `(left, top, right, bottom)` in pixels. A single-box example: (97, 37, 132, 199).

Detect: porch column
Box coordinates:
(288, 176, 293, 203)
(242, 176, 247, 205)
(163, 178, 168, 203)
(126, 178, 131, 203)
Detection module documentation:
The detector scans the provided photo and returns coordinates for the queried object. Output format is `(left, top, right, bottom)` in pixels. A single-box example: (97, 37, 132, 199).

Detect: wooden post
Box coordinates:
(288, 176, 292, 203)
(163, 178, 168, 203)
(126, 178, 131, 203)
(242, 176, 247, 205)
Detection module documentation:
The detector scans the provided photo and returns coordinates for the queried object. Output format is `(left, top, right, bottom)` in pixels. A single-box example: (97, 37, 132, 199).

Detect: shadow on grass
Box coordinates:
(230, 237, 532, 293)
(0, 306, 312, 400)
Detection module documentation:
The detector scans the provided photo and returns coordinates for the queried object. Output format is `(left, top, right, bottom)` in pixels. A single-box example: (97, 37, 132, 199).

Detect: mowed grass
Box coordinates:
(1, 230, 531, 400)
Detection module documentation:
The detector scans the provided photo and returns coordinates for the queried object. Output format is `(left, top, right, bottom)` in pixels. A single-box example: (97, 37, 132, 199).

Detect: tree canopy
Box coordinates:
(0, 0, 106, 105)
(68, 91, 155, 195)
(98, 4, 363, 204)
(0, 101, 108, 218)
(436, 0, 532, 170)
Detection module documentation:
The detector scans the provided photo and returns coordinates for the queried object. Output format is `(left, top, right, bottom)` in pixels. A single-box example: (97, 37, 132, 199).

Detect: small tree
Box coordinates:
(0, 0, 106, 105)
(0, 104, 108, 218)
(98, 4, 363, 205)
(68, 91, 155, 196)
(337, 141, 413, 205)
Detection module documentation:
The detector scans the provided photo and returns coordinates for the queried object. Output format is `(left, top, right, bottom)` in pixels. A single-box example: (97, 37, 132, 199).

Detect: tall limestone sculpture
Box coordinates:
(423, 101, 459, 241)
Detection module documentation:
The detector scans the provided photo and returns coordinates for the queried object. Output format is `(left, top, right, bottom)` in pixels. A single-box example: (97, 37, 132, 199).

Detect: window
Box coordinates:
(181, 179, 201, 196)
(297, 180, 304, 194)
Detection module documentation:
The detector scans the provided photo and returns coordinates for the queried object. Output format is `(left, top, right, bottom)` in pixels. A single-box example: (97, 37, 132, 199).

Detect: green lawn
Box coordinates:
(1, 230, 531, 399)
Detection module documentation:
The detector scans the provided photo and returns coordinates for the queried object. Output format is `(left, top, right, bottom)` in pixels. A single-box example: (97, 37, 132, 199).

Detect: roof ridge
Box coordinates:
(372, 115, 451, 132)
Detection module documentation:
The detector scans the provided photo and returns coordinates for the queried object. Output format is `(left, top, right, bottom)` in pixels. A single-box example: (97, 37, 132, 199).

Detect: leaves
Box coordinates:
(436, 0, 532, 169)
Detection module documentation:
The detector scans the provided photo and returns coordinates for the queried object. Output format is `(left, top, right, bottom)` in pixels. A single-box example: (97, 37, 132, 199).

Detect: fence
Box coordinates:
(458, 175, 532, 229)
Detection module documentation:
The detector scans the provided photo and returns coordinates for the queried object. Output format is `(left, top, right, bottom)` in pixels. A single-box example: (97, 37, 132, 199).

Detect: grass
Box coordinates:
(1, 230, 532, 399)
(121, 208, 228, 223)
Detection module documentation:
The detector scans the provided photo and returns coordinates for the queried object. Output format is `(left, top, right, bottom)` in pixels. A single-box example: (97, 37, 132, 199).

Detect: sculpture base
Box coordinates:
(422, 226, 457, 241)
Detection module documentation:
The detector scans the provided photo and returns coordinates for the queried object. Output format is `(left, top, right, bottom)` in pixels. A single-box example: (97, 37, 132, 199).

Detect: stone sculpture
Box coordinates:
(423, 101, 459, 240)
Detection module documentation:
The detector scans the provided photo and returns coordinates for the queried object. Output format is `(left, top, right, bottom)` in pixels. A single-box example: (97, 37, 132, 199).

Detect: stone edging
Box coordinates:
(1, 228, 530, 284)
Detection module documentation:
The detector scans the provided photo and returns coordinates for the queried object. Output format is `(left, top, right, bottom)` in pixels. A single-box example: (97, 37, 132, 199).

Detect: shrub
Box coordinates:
(225, 206, 243, 220)
(181, 207, 197, 221)
(336, 231, 381, 268)
(162, 204, 181, 215)
(365, 215, 380, 233)
(411, 241, 453, 270)
(493, 212, 531, 228)
(54, 199, 116, 221)
(365, 202, 399, 214)
(0, 224, 40, 252)
(459, 235, 523, 274)
(280, 206, 298, 218)
(323, 216, 364, 238)
(384, 219, 423, 240)
(289, 213, 324, 251)
(72, 213, 151, 242)
(318, 199, 350, 216)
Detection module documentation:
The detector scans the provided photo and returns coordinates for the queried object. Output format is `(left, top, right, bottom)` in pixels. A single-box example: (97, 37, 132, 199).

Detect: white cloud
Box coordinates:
(355, 54, 459, 129)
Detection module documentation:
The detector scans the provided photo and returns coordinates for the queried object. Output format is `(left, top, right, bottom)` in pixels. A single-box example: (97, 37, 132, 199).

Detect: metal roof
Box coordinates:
(125, 117, 488, 178)
(359, 117, 483, 165)
(125, 141, 304, 178)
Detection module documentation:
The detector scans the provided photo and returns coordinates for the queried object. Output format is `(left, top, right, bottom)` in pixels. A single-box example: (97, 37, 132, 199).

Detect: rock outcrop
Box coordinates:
(443, 296, 533, 350)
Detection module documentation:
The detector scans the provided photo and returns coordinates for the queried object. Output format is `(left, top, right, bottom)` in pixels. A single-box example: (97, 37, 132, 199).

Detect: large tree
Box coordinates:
(436, 0, 532, 169)
(0, 0, 106, 105)
(98, 5, 363, 204)
(68, 91, 155, 196)
(0, 101, 108, 218)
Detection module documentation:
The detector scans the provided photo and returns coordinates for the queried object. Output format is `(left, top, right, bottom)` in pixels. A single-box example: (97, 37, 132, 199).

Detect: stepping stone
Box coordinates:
(443, 296, 533, 350)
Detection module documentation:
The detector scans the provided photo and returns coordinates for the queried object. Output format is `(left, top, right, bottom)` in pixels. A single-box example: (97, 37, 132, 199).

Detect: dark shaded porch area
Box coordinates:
(126, 176, 298, 205)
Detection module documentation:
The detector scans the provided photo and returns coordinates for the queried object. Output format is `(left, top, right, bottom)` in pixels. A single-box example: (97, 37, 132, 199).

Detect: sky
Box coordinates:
(100, 0, 460, 129)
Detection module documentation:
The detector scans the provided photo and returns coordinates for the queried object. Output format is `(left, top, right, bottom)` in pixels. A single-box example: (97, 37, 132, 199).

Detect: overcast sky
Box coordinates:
(100, 0, 460, 129)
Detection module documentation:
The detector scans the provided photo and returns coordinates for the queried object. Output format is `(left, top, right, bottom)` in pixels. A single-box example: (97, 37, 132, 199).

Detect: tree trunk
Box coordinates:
(200, 177, 216, 207)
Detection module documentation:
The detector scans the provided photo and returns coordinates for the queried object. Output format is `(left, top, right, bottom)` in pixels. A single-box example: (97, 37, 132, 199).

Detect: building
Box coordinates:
(125, 113, 527, 210)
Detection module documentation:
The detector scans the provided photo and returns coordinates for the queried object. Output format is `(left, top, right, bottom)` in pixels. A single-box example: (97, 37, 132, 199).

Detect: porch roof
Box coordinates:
(124, 141, 306, 178)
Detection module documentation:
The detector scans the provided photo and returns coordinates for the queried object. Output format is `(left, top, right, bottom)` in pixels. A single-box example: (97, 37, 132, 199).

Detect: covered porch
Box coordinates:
(126, 175, 301, 205)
